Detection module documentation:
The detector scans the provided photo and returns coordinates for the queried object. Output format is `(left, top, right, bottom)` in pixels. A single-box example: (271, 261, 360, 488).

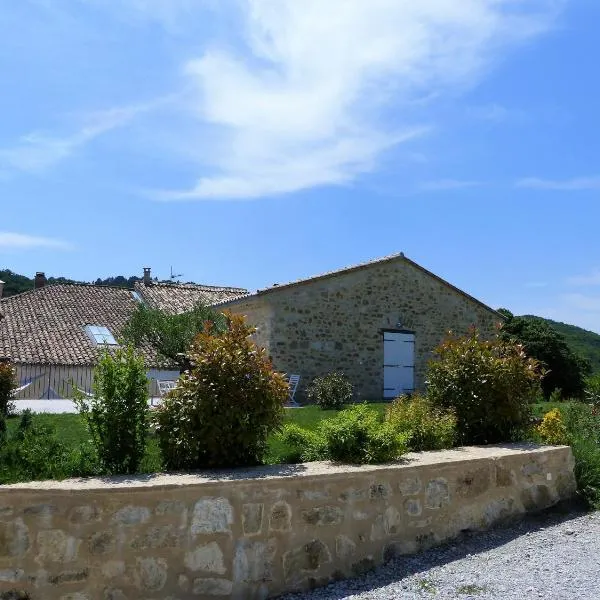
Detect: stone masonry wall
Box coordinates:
(0, 445, 575, 600)
(224, 256, 501, 400)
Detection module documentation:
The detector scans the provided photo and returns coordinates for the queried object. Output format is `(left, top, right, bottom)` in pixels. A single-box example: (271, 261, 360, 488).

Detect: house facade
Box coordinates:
(0, 270, 246, 399)
(217, 253, 502, 401)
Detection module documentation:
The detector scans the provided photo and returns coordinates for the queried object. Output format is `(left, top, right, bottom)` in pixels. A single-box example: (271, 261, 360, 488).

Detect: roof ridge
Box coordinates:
(136, 281, 247, 292)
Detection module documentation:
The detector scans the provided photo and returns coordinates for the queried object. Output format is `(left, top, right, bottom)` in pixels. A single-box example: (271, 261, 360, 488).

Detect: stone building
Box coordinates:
(217, 253, 502, 401)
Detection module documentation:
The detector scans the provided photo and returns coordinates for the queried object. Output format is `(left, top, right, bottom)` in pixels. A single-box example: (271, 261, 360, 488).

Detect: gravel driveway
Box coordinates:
(282, 507, 600, 600)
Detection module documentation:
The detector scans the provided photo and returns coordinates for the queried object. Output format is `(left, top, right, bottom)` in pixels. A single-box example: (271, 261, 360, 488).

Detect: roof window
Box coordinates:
(85, 325, 118, 346)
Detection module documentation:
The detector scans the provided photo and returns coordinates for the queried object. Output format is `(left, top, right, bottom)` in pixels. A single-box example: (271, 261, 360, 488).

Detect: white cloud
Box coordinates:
(417, 179, 483, 192)
(0, 232, 73, 250)
(567, 270, 600, 286)
(154, 0, 561, 200)
(516, 176, 600, 191)
(0, 103, 152, 174)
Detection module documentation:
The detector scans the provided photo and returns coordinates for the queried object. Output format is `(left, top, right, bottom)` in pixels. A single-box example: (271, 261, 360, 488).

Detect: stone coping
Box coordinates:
(0, 443, 564, 492)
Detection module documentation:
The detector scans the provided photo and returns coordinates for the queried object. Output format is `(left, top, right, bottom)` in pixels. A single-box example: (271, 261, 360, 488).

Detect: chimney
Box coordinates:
(143, 267, 151, 285)
(34, 272, 46, 290)
(0, 280, 4, 299)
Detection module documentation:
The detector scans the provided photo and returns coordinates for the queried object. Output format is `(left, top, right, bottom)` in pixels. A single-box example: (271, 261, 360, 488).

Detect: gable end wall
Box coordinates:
(226, 258, 500, 400)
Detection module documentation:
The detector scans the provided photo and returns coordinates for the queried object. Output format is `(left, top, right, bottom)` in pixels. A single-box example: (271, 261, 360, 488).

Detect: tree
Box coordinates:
(122, 302, 227, 370)
(499, 309, 591, 399)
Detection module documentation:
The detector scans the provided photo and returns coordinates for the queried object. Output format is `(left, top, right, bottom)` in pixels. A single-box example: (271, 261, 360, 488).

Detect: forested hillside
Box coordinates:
(522, 315, 600, 375)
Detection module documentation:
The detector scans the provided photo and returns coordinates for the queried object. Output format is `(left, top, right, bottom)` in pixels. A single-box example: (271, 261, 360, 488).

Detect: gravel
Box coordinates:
(281, 507, 600, 600)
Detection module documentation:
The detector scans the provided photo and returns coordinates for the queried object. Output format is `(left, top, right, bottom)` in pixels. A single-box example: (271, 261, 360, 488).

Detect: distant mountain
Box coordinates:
(523, 315, 600, 375)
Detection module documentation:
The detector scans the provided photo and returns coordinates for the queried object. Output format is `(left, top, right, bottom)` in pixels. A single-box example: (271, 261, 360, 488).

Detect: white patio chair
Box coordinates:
(286, 374, 301, 407)
(153, 380, 177, 407)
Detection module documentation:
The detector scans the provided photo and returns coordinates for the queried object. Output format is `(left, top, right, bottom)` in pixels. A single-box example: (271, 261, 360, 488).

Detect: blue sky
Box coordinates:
(1, 0, 600, 333)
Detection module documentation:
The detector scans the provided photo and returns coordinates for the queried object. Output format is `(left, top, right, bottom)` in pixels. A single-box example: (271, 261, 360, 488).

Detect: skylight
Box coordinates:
(85, 325, 118, 346)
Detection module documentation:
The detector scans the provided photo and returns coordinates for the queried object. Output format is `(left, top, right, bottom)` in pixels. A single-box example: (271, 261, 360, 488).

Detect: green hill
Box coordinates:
(522, 315, 600, 375)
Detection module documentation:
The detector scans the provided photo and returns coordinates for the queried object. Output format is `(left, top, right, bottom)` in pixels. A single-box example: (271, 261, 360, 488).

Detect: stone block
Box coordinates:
(404, 498, 422, 517)
(36, 529, 79, 563)
(191, 498, 233, 535)
(234, 538, 277, 583)
(456, 467, 491, 499)
(0, 519, 29, 558)
(242, 503, 264, 536)
(133, 557, 168, 592)
(335, 535, 356, 559)
(269, 501, 292, 532)
(398, 475, 421, 495)
(130, 525, 180, 550)
(283, 540, 331, 580)
(101, 560, 126, 580)
(68, 505, 102, 525)
(425, 478, 450, 509)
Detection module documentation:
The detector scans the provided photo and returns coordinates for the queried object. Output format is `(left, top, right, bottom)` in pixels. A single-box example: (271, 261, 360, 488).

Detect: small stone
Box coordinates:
(399, 476, 421, 495)
(0, 568, 24, 582)
(301, 506, 343, 526)
(242, 503, 264, 536)
(69, 505, 102, 525)
(185, 541, 226, 574)
(113, 505, 150, 526)
(283, 540, 331, 580)
(48, 568, 89, 585)
(335, 535, 356, 559)
(192, 578, 233, 596)
(89, 531, 115, 556)
(101, 560, 126, 580)
(425, 478, 450, 509)
(404, 498, 422, 517)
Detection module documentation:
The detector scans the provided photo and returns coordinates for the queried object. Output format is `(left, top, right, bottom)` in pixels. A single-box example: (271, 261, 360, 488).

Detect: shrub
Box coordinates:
(75, 345, 149, 475)
(385, 394, 457, 451)
(560, 403, 600, 508)
(274, 405, 408, 465)
(426, 329, 544, 445)
(319, 404, 408, 464)
(0, 360, 16, 419)
(307, 372, 353, 410)
(585, 374, 600, 408)
(276, 423, 328, 463)
(536, 408, 568, 446)
(154, 313, 288, 470)
(0, 410, 100, 484)
(548, 387, 563, 404)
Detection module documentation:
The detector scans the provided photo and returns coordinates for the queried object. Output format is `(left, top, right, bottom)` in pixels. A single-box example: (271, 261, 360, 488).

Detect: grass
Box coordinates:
(457, 584, 487, 595)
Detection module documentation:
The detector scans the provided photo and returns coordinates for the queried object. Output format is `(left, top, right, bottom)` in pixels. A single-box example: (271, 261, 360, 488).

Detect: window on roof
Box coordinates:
(85, 325, 118, 346)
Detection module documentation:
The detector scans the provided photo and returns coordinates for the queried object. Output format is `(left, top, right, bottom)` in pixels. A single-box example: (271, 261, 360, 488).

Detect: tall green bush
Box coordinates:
(154, 313, 288, 470)
(307, 372, 353, 410)
(426, 330, 544, 445)
(75, 345, 149, 474)
(385, 394, 457, 451)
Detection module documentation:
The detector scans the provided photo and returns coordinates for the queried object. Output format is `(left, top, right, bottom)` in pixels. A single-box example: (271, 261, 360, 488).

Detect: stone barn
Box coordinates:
(217, 253, 502, 401)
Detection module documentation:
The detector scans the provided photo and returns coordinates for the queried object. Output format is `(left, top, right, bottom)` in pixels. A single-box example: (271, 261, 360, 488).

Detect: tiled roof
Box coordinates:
(0, 280, 247, 366)
(135, 281, 247, 314)
(0, 284, 145, 366)
(214, 252, 502, 317)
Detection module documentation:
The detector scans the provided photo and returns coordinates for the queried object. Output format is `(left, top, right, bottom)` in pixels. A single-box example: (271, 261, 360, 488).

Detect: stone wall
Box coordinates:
(223, 256, 502, 400)
(0, 445, 575, 600)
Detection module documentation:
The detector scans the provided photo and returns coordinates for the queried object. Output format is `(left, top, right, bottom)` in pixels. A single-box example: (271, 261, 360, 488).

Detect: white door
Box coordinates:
(383, 331, 415, 399)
